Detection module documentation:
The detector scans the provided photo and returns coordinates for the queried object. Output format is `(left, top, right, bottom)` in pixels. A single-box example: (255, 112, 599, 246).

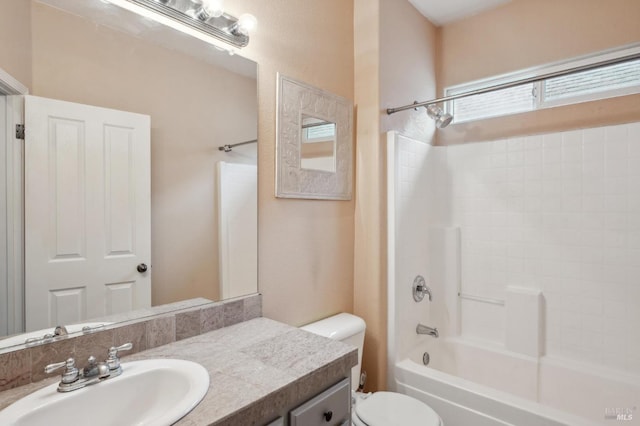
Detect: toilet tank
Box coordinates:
(300, 313, 366, 391)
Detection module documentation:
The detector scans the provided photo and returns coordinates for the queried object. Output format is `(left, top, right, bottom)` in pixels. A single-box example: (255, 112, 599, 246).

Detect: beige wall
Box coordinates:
(30, 3, 258, 305)
(0, 0, 32, 89)
(437, 0, 640, 144)
(380, 0, 438, 141)
(354, 0, 382, 391)
(229, 1, 356, 327)
(354, 0, 437, 391)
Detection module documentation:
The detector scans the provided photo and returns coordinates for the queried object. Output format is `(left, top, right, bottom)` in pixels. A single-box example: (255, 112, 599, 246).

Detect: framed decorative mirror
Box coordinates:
(276, 74, 353, 200)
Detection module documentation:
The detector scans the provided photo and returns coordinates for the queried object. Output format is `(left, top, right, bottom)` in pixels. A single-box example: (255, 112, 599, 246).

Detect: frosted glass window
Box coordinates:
(305, 123, 335, 140)
(450, 83, 535, 124)
(543, 59, 640, 102)
(445, 46, 640, 124)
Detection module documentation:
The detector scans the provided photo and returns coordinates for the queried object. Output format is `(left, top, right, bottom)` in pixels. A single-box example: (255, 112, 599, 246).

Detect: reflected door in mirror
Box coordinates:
(24, 96, 151, 331)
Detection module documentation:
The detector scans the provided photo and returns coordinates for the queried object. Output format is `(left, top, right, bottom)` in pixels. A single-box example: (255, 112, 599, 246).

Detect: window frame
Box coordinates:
(444, 43, 640, 124)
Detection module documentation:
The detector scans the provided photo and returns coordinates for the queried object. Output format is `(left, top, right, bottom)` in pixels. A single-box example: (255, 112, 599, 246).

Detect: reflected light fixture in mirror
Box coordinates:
(189, 0, 225, 20)
(105, 0, 257, 49)
(300, 115, 337, 173)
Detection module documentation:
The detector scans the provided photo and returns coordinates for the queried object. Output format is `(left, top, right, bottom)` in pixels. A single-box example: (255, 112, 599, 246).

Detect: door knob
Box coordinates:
(137, 263, 148, 273)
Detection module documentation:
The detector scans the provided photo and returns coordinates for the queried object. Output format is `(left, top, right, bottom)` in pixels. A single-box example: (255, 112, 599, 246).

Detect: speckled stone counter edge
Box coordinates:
(0, 294, 262, 392)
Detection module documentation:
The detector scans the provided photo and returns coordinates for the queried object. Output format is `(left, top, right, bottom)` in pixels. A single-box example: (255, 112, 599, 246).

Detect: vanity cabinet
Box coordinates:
(289, 378, 350, 426)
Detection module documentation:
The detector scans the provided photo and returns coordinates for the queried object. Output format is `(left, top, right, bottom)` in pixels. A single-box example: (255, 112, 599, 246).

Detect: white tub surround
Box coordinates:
(387, 124, 640, 425)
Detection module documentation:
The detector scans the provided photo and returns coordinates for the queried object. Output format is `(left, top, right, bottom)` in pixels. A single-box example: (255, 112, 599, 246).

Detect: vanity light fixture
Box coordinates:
(106, 0, 257, 48)
(188, 0, 225, 21)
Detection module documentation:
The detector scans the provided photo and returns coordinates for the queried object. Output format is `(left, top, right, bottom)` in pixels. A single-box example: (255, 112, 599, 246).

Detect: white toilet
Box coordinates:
(301, 313, 443, 426)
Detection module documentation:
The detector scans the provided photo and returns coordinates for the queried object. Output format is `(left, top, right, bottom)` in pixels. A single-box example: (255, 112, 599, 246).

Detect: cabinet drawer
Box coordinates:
(290, 378, 350, 426)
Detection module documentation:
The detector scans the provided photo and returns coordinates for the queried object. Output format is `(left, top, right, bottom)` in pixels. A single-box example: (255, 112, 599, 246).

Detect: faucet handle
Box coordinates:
(412, 275, 433, 302)
(81, 324, 105, 334)
(53, 325, 68, 336)
(106, 342, 133, 371)
(45, 358, 79, 384)
(44, 359, 68, 374)
(108, 342, 133, 357)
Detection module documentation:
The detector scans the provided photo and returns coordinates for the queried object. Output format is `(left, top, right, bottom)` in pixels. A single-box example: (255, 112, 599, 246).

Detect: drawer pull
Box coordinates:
(323, 411, 333, 422)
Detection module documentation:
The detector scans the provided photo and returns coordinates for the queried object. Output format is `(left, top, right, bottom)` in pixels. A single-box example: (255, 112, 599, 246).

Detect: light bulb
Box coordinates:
(236, 13, 257, 35)
(202, 0, 224, 18)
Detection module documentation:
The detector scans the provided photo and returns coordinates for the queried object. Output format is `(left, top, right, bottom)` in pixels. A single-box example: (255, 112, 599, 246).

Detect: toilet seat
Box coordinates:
(353, 392, 442, 426)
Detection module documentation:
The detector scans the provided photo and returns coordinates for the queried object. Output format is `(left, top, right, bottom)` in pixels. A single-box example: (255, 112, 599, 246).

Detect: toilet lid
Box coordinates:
(355, 392, 441, 426)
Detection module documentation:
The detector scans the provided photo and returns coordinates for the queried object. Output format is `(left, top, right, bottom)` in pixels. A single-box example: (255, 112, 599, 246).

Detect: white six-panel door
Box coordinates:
(25, 96, 151, 331)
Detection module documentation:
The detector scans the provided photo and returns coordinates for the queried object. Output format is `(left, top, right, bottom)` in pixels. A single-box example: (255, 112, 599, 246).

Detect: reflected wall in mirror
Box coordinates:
(276, 74, 353, 200)
(0, 0, 258, 349)
(300, 115, 336, 173)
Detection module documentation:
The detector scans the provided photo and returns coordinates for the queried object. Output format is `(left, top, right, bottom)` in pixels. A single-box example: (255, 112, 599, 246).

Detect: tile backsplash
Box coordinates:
(0, 294, 261, 392)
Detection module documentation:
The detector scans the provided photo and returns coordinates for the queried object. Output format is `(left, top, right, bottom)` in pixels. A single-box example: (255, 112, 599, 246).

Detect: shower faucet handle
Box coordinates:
(412, 275, 432, 302)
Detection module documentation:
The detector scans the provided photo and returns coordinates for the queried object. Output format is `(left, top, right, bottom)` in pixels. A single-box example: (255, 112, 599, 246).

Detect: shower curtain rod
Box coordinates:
(386, 52, 640, 115)
(218, 139, 257, 152)
(218, 120, 331, 152)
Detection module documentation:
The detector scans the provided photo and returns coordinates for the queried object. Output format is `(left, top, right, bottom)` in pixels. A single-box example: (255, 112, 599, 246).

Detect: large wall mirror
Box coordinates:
(0, 0, 258, 350)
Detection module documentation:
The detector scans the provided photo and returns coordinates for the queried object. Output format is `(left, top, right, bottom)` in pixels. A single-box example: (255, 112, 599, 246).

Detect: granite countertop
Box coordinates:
(0, 317, 358, 425)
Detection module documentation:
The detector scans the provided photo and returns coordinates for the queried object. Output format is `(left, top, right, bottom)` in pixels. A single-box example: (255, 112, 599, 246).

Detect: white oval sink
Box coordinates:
(0, 359, 209, 426)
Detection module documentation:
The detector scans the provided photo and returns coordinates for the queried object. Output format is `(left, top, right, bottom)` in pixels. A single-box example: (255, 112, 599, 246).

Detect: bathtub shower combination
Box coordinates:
(387, 126, 640, 426)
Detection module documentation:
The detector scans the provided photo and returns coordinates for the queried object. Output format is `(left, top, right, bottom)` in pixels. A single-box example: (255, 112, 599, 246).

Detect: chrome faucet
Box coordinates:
(25, 325, 69, 346)
(44, 343, 132, 392)
(416, 324, 439, 338)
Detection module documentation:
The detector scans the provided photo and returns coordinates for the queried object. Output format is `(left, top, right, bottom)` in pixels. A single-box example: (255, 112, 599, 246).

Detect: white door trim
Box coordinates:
(1, 95, 7, 336)
(0, 68, 28, 96)
(0, 66, 28, 335)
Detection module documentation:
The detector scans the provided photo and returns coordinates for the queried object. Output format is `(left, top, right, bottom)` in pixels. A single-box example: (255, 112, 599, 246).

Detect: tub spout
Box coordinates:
(416, 324, 439, 338)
